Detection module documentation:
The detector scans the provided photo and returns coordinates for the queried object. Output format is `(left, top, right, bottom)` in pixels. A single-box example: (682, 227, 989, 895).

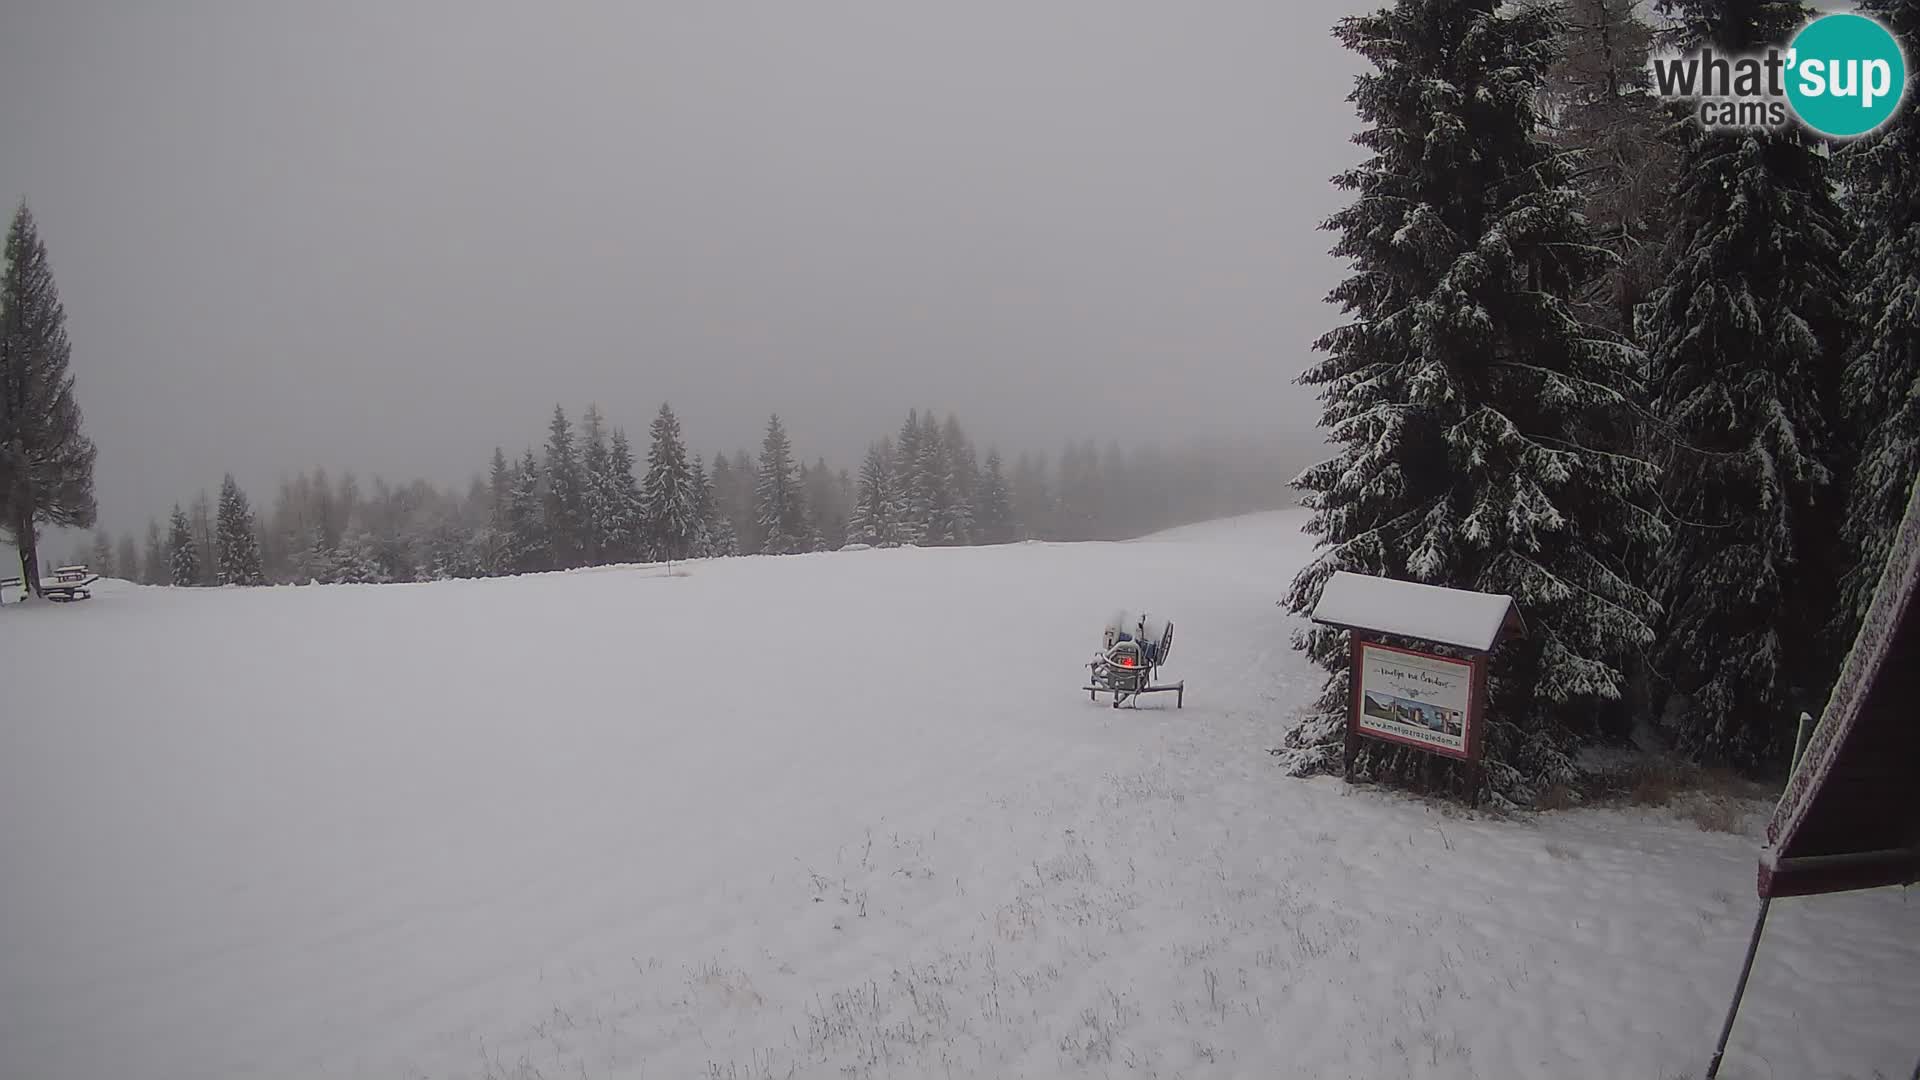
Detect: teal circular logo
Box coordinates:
(1786, 13, 1908, 138)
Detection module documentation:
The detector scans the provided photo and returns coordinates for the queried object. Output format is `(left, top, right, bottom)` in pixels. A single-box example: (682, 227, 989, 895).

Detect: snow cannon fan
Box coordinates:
(1084, 611, 1183, 709)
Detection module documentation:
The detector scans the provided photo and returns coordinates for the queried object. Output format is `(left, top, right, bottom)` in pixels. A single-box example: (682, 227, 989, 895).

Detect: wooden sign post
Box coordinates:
(1309, 571, 1525, 805)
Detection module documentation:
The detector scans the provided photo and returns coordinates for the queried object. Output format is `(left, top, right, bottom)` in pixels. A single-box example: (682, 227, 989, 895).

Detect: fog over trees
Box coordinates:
(75, 403, 1297, 586)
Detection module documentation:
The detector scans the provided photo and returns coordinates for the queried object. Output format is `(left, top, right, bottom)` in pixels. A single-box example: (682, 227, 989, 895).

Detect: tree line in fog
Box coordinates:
(77, 405, 1294, 586)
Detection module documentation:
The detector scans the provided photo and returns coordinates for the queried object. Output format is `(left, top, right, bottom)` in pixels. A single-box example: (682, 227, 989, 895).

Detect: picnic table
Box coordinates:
(0, 567, 98, 602)
(42, 573, 98, 601)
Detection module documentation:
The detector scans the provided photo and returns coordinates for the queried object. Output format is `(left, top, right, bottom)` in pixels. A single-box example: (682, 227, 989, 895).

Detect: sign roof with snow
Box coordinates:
(1308, 571, 1525, 653)
(1759, 479, 1920, 900)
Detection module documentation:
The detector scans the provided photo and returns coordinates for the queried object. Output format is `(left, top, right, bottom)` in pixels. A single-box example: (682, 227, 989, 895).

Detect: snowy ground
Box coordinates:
(2, 512, 1915, 1080)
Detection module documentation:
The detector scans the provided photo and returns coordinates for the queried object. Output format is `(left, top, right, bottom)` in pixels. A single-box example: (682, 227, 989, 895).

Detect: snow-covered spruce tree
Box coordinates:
(893, 410, 929, 544)
(579, 405, 612, 565)
(1542, 0, 1677, 339)
(1834, 0, 1920, 639)
(353, 477, 413, 582)
(188, 491, 219, 585)
(1279, 0, 1665, 805)
(327, 527, 389, 584)
(433, 482, 479, 579)
(805, 460, 831, 550)
(166, 504, 198, 586)
(914, 411, 954, 544)
(505, 448, 551, 573)
(426, 518, 479, 580)
(940, 415, 978, 544)
(1, 203, 98, 591)
(851, 441, 902, 546)
(803, 458, 848, 550)
(978, 450, 1013, 544)
(937, 416, 977, 544)
(837, 468, 855, 538)
(287, 525, 330, 584)
(700, 453, 740, 556)
(686, 454, 715, 557)
(467, 520, 507, 579)
(709, 451, 737, 547)
(488, 447, 512, 531)
(707, 451, 740, 552)
(1639, 0, 1854, 770)
(541, 405, 586, 568)
(214, 473, 265, 585)
(1538, 0, 1680, 729)
(877, 441, 907, 545)
(642, 402, 699, 563)
(940, 464, 974, 544)
(797, 461, 824, 552)
(754, 414, 811, 554)
(605, 428, 642, 562)
(474, 449, 511, 577)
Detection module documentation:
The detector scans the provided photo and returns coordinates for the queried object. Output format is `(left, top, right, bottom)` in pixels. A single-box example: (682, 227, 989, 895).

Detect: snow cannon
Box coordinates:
(1102, 611, 1172, 665)
(1085, 611, 1182, 709)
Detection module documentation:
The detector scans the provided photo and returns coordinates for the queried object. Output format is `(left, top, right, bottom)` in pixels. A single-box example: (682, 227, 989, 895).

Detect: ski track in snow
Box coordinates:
(1, 510, 1915, 1080)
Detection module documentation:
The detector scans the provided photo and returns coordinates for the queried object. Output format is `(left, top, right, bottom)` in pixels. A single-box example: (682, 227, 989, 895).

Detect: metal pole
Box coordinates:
(1704, 895, 1772, 1079)
(1703, 712, 1815, 1079)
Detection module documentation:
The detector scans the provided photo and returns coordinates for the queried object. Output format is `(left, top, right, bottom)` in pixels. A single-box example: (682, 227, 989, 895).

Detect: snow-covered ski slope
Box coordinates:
(2, 511, 1914, 1080)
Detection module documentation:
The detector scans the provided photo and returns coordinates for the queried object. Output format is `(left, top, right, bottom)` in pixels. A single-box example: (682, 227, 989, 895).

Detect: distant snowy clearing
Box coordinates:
(2, 512, 1915, 1079)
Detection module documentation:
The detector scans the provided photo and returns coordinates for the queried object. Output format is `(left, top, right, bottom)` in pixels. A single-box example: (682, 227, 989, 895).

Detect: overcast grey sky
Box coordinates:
(1, 1, 1373, 537)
